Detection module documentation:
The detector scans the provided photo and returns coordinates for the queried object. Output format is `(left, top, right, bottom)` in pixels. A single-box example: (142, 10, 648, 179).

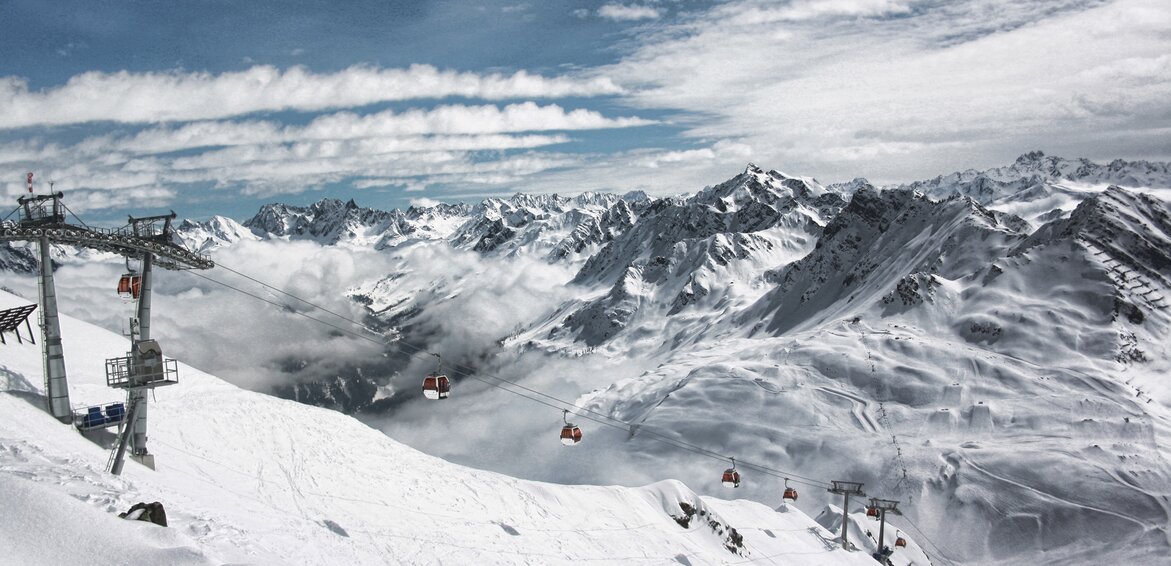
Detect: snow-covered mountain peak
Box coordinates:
(173, 215, 258, 252)
(240, 197, 470, 248)
(751, 186, 1031, 335)
(695, 163, 830, 214)
(901, 152, 1171, 216)
(1014, 186, 1171, 296)
(826, 177, 875, 195)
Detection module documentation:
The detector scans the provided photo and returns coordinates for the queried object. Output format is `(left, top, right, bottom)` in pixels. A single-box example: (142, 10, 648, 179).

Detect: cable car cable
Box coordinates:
(194, 265, 951, 558)
(389, 337, 831, 486)
(188, 271, 391, 346)
(197, 265, 835, 489)
(897, 514, 956, 566)
(216, 262, 373, 330)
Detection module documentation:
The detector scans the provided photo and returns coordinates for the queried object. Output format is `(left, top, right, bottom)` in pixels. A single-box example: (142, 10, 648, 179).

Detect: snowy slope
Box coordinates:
(747, 187, 1031, 336)
(243, 198, 472, 249)
(900, 151, 1171, 225)
(534, 164, 844, 349)
(448, 192, 648, 262)
(567, 185, 1171, 565)
(0, 290, 878, 565)
(7, 154, 1171, 566)
(364, 181, 1171, 565)
(172, 216, 260, 253)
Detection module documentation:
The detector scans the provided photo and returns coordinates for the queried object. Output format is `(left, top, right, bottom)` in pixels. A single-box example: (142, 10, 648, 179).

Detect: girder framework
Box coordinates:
(0, 222, 213, 271)
(3, 190, 212, 470)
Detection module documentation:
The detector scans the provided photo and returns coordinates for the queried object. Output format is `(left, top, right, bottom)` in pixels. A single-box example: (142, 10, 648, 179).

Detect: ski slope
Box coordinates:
(0, 290, 882, 565)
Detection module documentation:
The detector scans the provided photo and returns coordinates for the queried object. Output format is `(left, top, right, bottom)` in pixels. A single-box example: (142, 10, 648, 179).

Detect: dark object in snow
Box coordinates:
(321, 519, 349, 537)
(119, 501, 168, 527)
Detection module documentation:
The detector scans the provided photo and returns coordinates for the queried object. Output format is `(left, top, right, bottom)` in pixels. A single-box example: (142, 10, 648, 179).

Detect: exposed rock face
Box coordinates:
(552, 165, 844, 346)
(242, 198, 472, 249)
(750, 187, 1030, 335)
(0, 242, 37, 274)
(172, 216, 259, 252)
(1013, 185, 1171, 320)
(119, 501, 168, 527)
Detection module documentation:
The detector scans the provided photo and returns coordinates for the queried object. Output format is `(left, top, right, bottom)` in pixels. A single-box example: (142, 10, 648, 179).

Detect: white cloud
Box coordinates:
(9, 0, 1165, 213)
(0, 64, 625, 129)
(599, 0, 1171, 184)
(407, 197, 444, 208)
(298, 102, 654, 139)
(724, 0, 914, 24)
(0, 100, 653, 207)
(73, 103, 630, 156)
(63, 186, 178, 212)
(598, 4, 662, 21)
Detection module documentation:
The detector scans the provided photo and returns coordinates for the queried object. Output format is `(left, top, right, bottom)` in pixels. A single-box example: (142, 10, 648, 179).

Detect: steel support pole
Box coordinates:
(37, 234, 71, 422)
(130, 253, 153, 456)
(841, 491, 851, 551)
(877, 509, 887, 557)
(137, 252, 153, 341)
(110, 395, 142, 476)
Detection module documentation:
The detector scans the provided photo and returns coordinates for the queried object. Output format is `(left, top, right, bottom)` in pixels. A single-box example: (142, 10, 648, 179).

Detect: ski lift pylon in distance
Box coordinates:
(722, 457, 740, 488)
(782, 478, 798, 502)
(560, 409, 582, 445)
(422, 352, 450, 400)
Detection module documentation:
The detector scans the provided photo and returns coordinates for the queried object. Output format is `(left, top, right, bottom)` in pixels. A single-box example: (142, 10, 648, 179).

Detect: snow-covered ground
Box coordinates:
(5, 153, 1170, 565)
(0, 290, 889, 565)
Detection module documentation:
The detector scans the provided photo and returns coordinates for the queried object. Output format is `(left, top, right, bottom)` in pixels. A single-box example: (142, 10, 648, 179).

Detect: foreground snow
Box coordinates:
(0, 291, 879, 565)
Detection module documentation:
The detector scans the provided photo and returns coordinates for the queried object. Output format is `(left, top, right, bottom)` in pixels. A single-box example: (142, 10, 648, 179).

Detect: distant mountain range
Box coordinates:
(5, 151, 1171, 565)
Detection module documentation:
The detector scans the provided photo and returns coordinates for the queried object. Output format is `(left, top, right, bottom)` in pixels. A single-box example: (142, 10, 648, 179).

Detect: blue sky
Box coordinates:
(2, 0, 1169, 223)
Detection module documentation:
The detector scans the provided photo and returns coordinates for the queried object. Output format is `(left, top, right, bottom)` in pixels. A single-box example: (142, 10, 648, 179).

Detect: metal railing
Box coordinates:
(105, 356, 179, 389)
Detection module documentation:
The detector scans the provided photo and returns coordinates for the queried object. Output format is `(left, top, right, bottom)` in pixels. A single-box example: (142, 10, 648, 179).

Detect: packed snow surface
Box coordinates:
(5, 153, 1171, 565)
(0, 291, 880, 565)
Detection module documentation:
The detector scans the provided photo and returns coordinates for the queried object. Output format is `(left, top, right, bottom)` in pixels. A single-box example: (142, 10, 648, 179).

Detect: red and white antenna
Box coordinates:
(26, 172, 33, 194)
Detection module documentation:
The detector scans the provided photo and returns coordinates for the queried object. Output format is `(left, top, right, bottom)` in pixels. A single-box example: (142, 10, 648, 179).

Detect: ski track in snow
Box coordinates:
(0, 290, 883, 566)
(6, 155, 1171, 565)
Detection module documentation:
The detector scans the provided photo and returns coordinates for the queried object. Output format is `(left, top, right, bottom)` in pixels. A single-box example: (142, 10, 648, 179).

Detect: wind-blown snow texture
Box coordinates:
(0, 291, 875, 565)
(5, 152, 1171, 565)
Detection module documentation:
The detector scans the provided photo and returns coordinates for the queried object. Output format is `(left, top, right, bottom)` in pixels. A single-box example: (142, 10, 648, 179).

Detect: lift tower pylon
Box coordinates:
(2, 180, 213, 473)
(13, 191, 73, 422)
(867, 498, 903, 562)
(828, 480, 866, 551)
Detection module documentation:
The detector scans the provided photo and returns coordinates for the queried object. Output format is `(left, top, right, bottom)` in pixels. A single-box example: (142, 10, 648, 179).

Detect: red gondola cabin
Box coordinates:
(783, 487, 798, 502)
(117, 274, 142, 299)
(721, 468, 740, 488)
(422, 373, 450, 400)
(866, 506, 880, 520)
(560, 424, 583, 445)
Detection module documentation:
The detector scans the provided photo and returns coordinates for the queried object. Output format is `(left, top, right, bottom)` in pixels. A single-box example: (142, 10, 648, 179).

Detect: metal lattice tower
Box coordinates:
(1, 181, 213, 473)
